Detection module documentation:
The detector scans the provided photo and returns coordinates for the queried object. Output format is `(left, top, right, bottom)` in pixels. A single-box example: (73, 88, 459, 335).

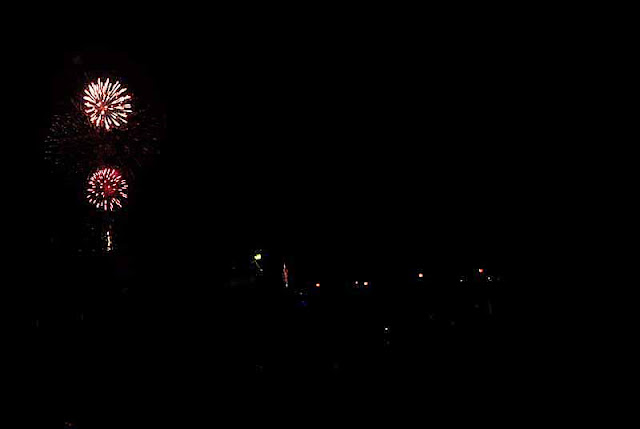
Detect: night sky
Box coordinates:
(15, 16, 541, 427)
(24, 39, 518, 256)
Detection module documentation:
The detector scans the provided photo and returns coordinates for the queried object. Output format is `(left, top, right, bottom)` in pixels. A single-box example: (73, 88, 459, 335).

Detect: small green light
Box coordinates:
(254, 253, 262, 261)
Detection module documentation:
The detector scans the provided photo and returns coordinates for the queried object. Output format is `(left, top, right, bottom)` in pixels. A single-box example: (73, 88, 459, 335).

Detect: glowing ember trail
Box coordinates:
(83, 78, 132, 131)
(86, 167, 128, 211)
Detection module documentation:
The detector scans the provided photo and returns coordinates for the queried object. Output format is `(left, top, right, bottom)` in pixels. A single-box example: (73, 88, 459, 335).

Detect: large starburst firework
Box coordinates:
(86, 167, 129, 211)
(83, 78, 133, 131)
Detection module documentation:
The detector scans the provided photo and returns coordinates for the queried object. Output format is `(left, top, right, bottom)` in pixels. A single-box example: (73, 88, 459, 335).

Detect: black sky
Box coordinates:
(11, 17, 537, 305)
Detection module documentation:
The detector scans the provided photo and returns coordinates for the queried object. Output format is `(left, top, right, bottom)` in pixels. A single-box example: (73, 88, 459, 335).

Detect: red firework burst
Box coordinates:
(83, 78, 133, 131)
(86, 167, 128, 211)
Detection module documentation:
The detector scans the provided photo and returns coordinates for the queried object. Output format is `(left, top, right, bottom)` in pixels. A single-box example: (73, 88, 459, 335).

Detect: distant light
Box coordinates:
(254, 253, 262, 261)
(418, 273, 424, 278)
(355, 281, 358, 285)
(315, 283, 321, 288)
(478, 268, 484, 273)
(364, 281, 369, 286)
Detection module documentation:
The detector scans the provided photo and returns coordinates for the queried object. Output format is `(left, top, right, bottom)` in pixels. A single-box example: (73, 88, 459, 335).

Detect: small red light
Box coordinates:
(364, 282, 369, 286)
(418, 273, 424, 278)
(315, 283, 320, 287)
(478, 269, 484, 273)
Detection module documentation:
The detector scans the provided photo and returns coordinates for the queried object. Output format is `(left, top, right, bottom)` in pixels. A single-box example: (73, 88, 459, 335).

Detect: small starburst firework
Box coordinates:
(83, 78, 133, 131)
(86, 167, 128, 211)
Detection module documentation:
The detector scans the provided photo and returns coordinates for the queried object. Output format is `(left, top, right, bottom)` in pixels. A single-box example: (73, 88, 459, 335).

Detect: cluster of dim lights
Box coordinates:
(419, 268, 488, 280)
(252, 251, 497, 290)
(352, 281, 370, 288)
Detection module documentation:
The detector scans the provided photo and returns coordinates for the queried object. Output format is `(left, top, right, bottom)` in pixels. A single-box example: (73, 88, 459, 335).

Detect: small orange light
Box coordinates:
(418, 273, 424, 278)
(364, 282, 369, 286)
(315, 283, 320, 287)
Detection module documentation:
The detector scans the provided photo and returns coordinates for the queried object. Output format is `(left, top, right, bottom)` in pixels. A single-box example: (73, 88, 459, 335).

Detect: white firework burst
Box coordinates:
(83, 78, 133, 131)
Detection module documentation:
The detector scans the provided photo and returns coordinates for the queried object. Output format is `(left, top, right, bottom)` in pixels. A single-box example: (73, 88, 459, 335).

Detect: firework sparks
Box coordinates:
(86, 167, 128, 211)
(45, 102, 162, 176)
(83, 78, 132, 131)
(105, 228, 114, 252)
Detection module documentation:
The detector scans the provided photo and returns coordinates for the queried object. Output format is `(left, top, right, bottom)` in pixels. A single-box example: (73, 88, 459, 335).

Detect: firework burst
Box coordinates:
(86, 167, 129, 211)
(83, 78, 133, 131)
